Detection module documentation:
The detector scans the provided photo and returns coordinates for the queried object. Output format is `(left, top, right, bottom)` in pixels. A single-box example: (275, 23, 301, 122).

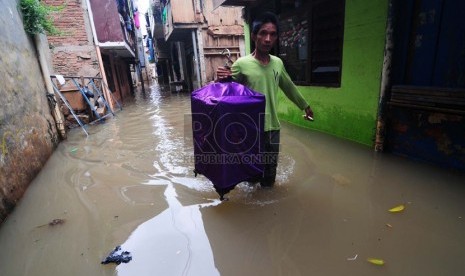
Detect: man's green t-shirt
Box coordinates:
(231, 54, 309, 132)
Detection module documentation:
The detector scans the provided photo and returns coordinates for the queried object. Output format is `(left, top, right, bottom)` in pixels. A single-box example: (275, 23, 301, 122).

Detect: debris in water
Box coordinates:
(331, 173, 351, 186)
(101, 246, 132, 264)
(385, 223, 393, 228)
(347, 254, 358, 261)
(48, 218, 65, 226)
(367, 258, 385, 266)
(388, 204, 405, 213)
(36, 218, 66, 228)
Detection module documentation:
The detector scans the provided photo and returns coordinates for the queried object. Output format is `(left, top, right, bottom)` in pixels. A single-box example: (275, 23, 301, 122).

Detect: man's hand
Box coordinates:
(216, 66, 232, 82)
(303, 106, 314, 121)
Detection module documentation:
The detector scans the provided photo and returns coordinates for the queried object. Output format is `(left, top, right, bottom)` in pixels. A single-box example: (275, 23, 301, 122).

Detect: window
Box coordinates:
(278, 0, 345, 87)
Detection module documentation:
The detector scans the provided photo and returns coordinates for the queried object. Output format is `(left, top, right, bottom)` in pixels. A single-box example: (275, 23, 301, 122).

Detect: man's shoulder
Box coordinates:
(235, 54, 282, 65)
(270, 55, 284, 65)
(235, 54, 254, 64)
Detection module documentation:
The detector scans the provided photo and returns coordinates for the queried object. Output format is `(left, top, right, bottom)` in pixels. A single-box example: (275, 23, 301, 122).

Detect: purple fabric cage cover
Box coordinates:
(191, 82, 265, 198)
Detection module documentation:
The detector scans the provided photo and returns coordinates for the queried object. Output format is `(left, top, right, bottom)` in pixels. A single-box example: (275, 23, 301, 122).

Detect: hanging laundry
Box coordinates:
(116, 0, 126, 15)
(122, 13, 131, 32)
(162, 7, 167, 24)
(134, 9, 140, 29)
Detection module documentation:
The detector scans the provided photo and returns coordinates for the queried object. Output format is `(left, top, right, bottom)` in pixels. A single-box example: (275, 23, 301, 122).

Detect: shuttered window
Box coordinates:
(278, 0, 345, 87)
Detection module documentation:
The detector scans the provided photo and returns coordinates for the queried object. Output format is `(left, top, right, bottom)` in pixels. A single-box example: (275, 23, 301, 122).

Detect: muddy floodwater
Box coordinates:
(1, 83, 464, 276)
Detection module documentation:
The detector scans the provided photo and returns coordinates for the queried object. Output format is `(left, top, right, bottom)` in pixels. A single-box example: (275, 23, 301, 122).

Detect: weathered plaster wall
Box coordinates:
(272, 1, 388, 146)
(0, 0, 59, 222)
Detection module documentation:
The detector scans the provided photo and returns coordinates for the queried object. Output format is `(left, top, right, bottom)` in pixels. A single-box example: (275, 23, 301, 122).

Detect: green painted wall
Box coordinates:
(244, 23, 251, 54)
(246, 0, 389, 146)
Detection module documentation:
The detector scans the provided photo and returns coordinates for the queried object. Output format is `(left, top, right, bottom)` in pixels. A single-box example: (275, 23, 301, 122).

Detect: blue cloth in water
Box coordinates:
(101, 246, 132, 264)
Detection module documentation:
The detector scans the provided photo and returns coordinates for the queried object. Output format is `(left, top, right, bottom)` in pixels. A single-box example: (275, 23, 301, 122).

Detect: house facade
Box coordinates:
(45, 0, 143, 113)
(148, 0, 246, 91)
(215, 0, 465, 171)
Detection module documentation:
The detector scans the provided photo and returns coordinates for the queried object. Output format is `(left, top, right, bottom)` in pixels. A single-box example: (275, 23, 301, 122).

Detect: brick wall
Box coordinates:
(46, 0, 89, 46)
(44, 0, 100, 76)
(51, 49, 100, 76)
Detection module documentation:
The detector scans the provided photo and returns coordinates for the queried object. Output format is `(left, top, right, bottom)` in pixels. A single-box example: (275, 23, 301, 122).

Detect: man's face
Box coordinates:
(252, 22, 278, 54)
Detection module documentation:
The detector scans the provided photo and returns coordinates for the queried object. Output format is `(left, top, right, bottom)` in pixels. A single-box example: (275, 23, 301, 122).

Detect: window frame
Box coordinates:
(276, 0, 345, 87)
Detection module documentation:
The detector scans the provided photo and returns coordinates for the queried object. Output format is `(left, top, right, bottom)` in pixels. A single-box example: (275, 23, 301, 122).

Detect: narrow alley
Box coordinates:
(0, 83, 464, 276)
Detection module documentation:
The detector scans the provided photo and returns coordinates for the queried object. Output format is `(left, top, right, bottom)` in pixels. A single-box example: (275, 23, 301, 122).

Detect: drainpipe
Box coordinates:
(375, 0, 394, 152)
(194, 0, 202, 21)
(192, 30, 201, 89)
(197, 27, 207, 85)
(194, 0, 201, 13)
(34, 33, 67, 140)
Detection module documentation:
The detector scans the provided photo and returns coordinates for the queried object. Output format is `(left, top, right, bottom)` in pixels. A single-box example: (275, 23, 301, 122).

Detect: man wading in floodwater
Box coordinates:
(217, 12, 314, 188)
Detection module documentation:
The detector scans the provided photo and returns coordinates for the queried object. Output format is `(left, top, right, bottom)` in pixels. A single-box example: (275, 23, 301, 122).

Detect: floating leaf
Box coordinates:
(367, 258, 385, 265)
(388, 204, 405, 213)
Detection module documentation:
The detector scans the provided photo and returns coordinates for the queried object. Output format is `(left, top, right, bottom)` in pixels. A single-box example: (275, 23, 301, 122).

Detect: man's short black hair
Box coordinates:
(252, 11, 279, 35)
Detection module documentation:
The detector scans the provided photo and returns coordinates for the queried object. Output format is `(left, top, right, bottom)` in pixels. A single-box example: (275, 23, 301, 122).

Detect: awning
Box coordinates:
(98, 42, 135, 58)
(212, 0, 259, 10)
